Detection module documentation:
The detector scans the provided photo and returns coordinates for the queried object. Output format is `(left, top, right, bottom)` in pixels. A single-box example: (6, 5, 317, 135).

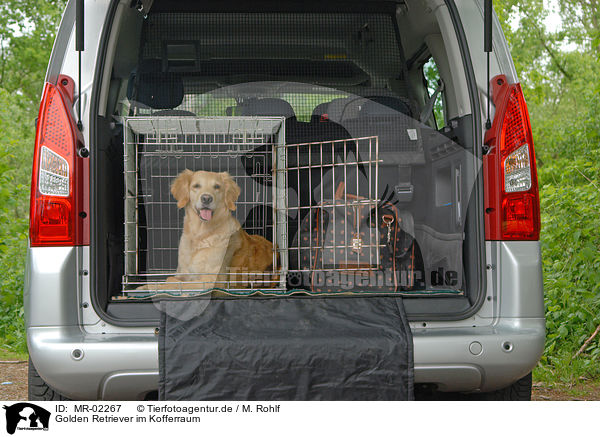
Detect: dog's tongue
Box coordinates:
(199, 209, 213, 221)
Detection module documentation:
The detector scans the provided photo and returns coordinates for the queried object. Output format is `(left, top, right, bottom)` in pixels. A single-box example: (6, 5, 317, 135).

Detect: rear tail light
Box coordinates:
(29, 76, 89, 246)
(484, 75, 540, 240)
(39, 146, 70, 196)
(504, 144, 531, 192)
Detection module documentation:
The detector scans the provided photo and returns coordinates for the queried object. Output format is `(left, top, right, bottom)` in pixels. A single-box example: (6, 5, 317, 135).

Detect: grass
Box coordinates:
(0, 348, 28, 362)
(534, 349, 600, 386)
(533, 377, 600, 400)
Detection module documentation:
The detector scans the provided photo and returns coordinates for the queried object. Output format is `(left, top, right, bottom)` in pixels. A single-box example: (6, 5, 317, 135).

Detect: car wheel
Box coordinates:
(416, 372, 533, 400)
(474, 372, 532, 400)
(28, 358, 70, 401)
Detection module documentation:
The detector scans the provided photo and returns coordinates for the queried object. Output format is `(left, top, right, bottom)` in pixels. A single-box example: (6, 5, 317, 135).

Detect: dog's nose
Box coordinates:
(201, 194, 213, 205)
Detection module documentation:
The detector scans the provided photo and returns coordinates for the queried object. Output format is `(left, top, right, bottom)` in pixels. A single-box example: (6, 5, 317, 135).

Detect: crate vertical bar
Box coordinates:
(123, 120, 138, 281)
(273, 121, 288, 289)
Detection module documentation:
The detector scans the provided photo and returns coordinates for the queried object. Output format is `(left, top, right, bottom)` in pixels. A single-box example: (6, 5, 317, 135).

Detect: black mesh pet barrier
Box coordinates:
(158, 297, 414, 400)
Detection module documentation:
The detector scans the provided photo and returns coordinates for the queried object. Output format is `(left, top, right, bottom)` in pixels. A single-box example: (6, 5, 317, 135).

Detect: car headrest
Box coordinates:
(240, 98, 296, 119)
(360, 96, 413, 117)
(311, 102, 329, 123)
(127, 59, 185, 110)
(326, 97, 351, 123)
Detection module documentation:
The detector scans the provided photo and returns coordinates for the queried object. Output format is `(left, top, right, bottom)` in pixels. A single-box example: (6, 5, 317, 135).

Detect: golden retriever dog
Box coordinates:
(138, 169, 276, 292)
(169, 169, 242, 290)
(230, 231, 280, 289)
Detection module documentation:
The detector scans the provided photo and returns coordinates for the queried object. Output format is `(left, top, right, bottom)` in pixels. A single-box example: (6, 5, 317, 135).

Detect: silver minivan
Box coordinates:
(25, 0, 544, 400)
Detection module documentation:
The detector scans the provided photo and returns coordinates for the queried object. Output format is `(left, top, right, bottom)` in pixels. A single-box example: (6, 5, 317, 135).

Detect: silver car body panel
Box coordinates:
(27, 241, 545, 399)
(27, 0, 545, 399)
(28, 316, 544, 399)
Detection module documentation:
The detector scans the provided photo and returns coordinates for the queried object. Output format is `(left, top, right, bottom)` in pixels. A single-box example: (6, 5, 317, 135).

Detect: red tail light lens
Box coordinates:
(502, 193, 537, 237)
(30, 78, 88, 246)
(484, 75, 540, 240)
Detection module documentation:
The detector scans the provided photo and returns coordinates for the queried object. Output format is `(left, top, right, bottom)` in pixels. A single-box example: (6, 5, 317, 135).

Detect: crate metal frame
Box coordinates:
(123, 116, 286, 293)
(278, 136, 380, 274)
(122, 116, 380, 296)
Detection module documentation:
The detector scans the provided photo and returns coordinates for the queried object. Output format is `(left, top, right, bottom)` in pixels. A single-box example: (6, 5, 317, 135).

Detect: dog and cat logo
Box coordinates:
(2, 403, 50, 434)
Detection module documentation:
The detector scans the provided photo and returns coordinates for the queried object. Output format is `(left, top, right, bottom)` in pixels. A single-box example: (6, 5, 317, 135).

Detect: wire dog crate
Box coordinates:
(121, 116, 381, 296)
(278, 137, 381, 273)
(122, 117, 286, 293)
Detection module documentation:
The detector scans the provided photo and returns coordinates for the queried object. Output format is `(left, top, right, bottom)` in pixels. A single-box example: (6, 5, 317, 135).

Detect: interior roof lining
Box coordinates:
(149, 0, 402, 13)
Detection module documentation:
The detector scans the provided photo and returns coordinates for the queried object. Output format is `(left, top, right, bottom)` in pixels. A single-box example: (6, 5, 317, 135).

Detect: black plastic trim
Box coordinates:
(406, 43, 429, 71)
(404, 0, 487, 322)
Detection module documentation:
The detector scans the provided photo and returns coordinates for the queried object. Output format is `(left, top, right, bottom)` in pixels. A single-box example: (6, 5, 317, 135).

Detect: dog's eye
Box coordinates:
(192, 183, 201, 189)
(214, 184, 221, 189)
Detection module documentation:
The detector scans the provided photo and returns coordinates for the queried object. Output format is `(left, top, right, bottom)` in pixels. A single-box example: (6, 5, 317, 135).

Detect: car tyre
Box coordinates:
(475, 372, 532, 400)
(28, 358, 70, 401)
(417, 372, 533, 400)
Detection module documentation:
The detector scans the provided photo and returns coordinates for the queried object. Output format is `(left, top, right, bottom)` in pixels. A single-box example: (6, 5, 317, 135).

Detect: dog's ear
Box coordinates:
(221, 172, 241, 211)
(171, 169, 193, 208)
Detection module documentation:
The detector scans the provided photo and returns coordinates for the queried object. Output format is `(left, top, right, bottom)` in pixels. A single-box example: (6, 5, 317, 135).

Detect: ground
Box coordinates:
(532, 380, 600, 401)
(1, 360, 599, 401)
(0, 361, 28, 401)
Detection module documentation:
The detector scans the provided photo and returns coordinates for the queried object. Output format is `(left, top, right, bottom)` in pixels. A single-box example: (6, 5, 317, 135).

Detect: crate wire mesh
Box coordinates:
(122, 117, 286, 293)
(122, 116, 380, 296)
(277, 137, 380, 275)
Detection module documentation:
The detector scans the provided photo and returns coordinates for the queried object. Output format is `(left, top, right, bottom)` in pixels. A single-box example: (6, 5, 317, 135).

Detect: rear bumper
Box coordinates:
(28, 317, 544, 400)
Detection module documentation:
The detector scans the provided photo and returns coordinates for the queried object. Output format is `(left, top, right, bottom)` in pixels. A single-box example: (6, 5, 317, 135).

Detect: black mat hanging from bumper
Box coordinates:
(158, 297, 414, 400)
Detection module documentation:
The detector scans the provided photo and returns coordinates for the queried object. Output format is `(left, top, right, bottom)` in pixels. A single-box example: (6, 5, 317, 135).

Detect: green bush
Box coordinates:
(528, 66, 600, 382)
(537, 156, 600, 380)
(0, 90, 34, 355)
